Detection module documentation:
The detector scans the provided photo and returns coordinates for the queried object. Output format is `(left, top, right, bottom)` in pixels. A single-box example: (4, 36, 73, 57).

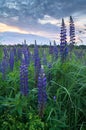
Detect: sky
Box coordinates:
(0, 0, 86, 45)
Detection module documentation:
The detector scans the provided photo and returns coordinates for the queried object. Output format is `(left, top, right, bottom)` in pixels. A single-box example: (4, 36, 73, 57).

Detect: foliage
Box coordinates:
(0, 45, 86, 130)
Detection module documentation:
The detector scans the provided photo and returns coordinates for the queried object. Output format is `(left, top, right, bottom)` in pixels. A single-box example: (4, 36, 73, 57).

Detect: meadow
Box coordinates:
(0, 44, 86, 130)
(0, 17, 86, 130)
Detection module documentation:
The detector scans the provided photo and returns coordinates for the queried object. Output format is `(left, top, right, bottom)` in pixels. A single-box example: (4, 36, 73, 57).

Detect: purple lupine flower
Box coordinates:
(1, 56, 8, 79)
(34, 56, 41, 84)
(17, 47, 22, 61)
(70, 16, 75, 46)
(53, 96, 56, 101)
(24, 50, 30, 65)
(22, 45, 30, 65)
(23, 39, 27, 45)
(13, 46, 17, 56)
(38, 65, 47, 117)
(53, 40, 58, 60)
(20, 57, 29, 96)
(9, 48, 14, 71)
(60, 18, 68, 62)
(34, 40, 39, 57)
(3, 47, 8, 57)
(34, 40, 40, 68)
(49, 42, 53, 54)
(35, 56, 41, 71)
(34, 41, 41, 83)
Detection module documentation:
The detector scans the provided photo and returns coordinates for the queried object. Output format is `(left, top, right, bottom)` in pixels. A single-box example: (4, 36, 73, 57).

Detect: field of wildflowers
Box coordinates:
(0, 17, 86, 130)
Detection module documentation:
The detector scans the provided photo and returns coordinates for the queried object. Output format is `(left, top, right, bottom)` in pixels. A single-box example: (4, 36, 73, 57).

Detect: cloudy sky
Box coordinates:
(0, 0, 86, 45)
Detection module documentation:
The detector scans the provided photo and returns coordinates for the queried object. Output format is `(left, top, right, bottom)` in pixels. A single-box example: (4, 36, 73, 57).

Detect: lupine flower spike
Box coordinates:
(49, 42, 53, 54)
(20, 55, 29, 96)
(38, 65, 47, 118)
(60, 18, 68, 62)
(22, 44, 30, 65)
(9, 48, 14, 71)
(69, 16, 75, 51)
(34, 41, 41, 84)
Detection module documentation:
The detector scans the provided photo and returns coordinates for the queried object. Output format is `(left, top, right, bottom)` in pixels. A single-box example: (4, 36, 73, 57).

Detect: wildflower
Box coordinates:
(49, 42, 53, 54)
(38, 65, 47, 117)
(9, 48, 14, 71)
(17, 47, 22, 61)
(53, 96, 56, 101)
(60, 18, 68, 62)
(13, 46, 17, 56)
(34, 41, 41, 83)
(70, 16, 75, 46)
(3, 47, 8, 57)
(22, 45, 30, 65)
(20, 57, 29, 96)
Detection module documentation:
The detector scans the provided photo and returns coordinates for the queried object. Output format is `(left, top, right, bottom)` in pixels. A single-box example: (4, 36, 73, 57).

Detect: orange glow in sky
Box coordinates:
(0, 23, 29, 34)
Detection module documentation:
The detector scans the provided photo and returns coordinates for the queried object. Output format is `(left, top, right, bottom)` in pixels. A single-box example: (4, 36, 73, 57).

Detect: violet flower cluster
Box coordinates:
(60, 18, 68, 62)
(9, 48, 14, 71)
(34, 41, 41, 82)
(3, 47, 8, 58)
(69, 16, 75, 52)
(70, 16, 75, 46)
(20, 58, 29, 96)
(17, 47, 22, 61)
(22, 45, 30, 65)
(38, 66, 47, 117)
(49, 42, 53, 54)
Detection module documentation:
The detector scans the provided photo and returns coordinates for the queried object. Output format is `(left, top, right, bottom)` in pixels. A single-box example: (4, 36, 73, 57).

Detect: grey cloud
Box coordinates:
(0, 0, 86, 20)
(0, 0, 86, 38)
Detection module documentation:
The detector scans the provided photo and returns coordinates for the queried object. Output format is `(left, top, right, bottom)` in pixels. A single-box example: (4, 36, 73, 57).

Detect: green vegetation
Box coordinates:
(0, 46, 86, 130)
